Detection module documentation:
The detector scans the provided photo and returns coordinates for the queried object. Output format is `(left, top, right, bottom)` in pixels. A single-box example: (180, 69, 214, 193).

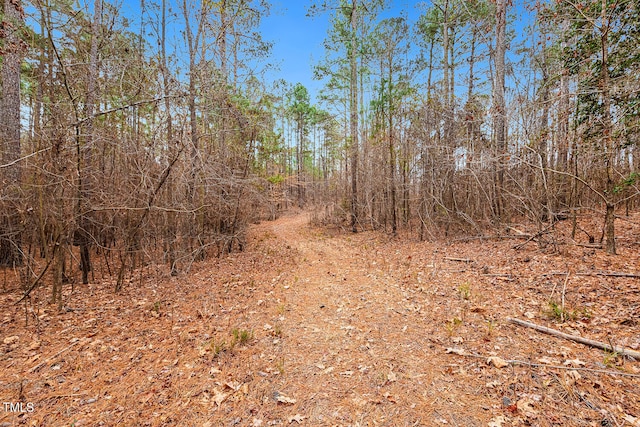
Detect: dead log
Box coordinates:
(507, 317, 640, 359)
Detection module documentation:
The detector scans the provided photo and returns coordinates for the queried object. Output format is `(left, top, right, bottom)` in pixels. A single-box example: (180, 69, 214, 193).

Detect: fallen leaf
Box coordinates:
(352, 396, 368, 407)
(252, 419, 263, 427)
(488, 416, 507, 427)
(275, 393, 296, 404)
(624, 415, 640, 427)
(212, 388, 228, 406)
(288, 414, 305, 424)
(445, 347, 466, 355)
(3, 336, 19, 345)
(564, 370, 582, 386)
(516, 398, 538, 418)
(387, 371, 397, 382)
(487, 356, 509, 368)
(321, 366, 334, 375)
(224, 381, 242, 391)
(563, 358, 586, 367)
(383, 391, 397, 403)
(537, 356, 560, 365)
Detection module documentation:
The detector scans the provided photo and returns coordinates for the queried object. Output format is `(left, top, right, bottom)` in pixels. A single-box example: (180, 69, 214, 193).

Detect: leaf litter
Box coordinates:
(0, 211, 638, 425)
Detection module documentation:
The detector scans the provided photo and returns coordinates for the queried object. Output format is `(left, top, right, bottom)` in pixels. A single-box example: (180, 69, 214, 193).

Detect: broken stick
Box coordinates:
(575, 271, 640, 279)
(28, 341, 81, 373)
(507, 317, 640, 360)
(443, 257, 473, 263)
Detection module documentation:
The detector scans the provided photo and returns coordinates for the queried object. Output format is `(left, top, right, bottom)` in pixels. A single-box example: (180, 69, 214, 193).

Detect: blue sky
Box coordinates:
(33, 0, 535, 107)
(261, 1, 328, 101)
(260, 1, 427, 103)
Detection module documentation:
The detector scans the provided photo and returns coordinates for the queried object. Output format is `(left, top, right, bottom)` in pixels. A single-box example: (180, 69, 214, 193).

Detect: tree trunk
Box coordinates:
(75, 0, 102, 284)
(161, 0, 177, 275)
(349, 0, 359, 232)
(599, 0, 616, 255)
(493, 0, 507, 221)
(0, 0, 25, 266)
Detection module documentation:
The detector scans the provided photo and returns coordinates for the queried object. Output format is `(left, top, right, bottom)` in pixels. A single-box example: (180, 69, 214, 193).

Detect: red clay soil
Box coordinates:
(1, 211, 639, 426)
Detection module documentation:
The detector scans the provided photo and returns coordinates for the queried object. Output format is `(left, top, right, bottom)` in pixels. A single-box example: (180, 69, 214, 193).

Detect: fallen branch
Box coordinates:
(512, 224, 553, 250)
(450, 234, 532, 243)
(15, 250, 57, 305)
(507, 317, 640, 359)
(573, 243, 602, 249)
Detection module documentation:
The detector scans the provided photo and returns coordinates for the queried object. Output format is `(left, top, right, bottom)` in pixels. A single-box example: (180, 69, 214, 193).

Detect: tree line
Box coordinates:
(309, 0, 639, 254)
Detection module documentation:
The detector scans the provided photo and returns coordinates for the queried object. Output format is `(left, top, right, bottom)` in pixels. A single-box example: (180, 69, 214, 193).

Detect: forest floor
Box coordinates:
(1, 211, 640, 427)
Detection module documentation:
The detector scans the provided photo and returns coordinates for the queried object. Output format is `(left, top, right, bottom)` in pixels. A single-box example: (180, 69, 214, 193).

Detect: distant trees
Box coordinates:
(2, 0, 639, 305)
(288, 83, 312, 207)
(309, 0, 638, 248)
(555, 0, 640, 254)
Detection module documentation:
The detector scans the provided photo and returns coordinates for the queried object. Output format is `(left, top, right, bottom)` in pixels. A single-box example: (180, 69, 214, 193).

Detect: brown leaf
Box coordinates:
(288, 414, 305, 424)
(275, 393, 296, 404)
(212, 388, 228, 406)
(487, 356, 509, 368)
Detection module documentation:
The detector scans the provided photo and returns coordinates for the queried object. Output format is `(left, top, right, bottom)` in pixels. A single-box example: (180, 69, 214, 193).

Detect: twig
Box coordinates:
(575, 271, 640, 279)
(561, 272, 570, 322)
(483, 274, 515, 281)
(46, 393, 87, 399)
(507, 317, 640, 359)
(451, 234, 531, 243)
(28, 341, 80, 373)
(15, 249, 57, 305)
(512, 223, 553, 250)
(573, 243, 602, 249)
(443, 257, 473, 263)
(451, 350, 640, 377)
(0, 147, 52, 169)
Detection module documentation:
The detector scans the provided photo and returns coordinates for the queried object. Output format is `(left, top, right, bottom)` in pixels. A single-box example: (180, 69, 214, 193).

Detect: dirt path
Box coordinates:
(264, 215, 444, 425)
(261, 213, 499, 425)
(1, 212, 638, 426)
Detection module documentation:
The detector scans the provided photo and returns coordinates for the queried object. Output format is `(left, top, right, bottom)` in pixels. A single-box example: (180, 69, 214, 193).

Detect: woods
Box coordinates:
(1, 0, 639, 291)
(1, 1, 639, 424)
